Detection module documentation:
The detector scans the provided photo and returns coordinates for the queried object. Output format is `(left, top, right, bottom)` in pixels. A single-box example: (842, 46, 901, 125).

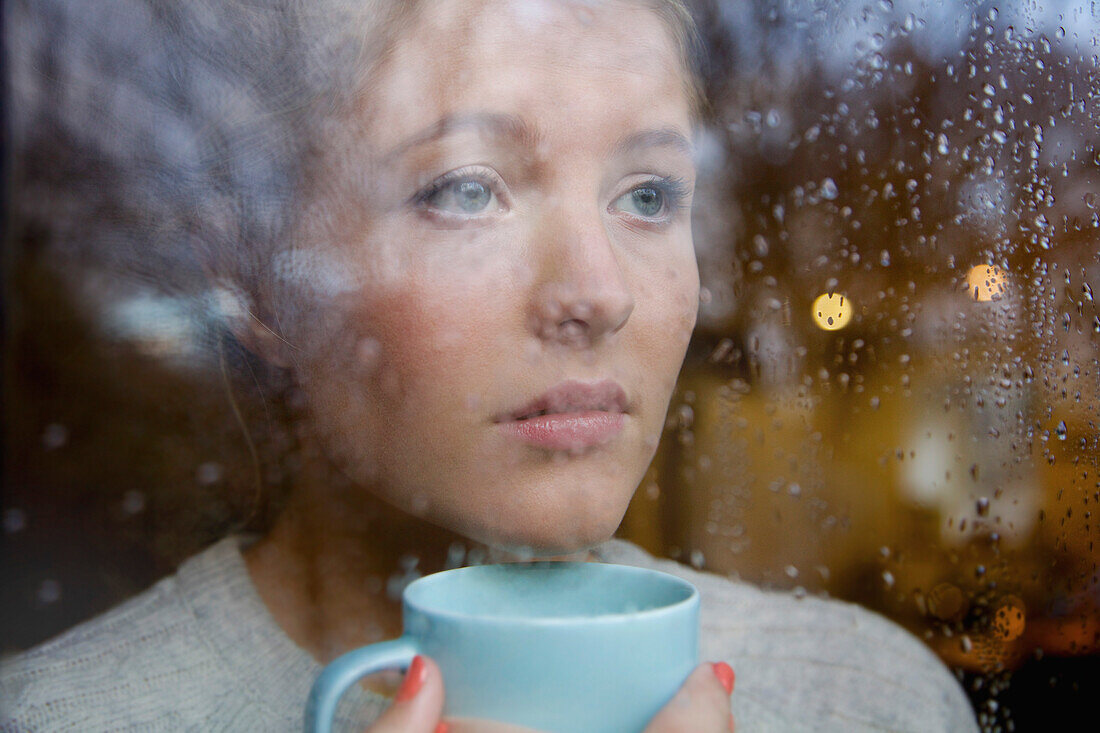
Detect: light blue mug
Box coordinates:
(305, 561, 699, 733)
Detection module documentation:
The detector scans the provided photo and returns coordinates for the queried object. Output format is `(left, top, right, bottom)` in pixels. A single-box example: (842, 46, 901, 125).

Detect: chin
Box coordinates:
(470, 505, 628, 559)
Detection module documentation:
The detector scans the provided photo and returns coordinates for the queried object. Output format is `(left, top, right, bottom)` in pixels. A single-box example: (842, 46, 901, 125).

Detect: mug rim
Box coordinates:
(402, 561, 699, 624)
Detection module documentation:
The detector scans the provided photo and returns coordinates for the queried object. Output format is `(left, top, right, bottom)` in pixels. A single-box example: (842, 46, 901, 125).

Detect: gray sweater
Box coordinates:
(0, 537, 977, 731)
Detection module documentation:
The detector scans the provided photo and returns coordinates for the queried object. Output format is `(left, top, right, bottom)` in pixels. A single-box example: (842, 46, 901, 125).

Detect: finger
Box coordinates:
(643, 662, 734, 733)
(363, 655, 446, 733)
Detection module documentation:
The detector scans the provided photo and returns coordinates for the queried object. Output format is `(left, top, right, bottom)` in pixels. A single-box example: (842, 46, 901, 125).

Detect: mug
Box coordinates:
(305, 561, 699, 733)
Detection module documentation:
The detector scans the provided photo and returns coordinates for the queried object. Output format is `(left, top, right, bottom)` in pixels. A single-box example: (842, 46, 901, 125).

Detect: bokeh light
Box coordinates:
(966, 265, 1009, 302)
(811, 292, 853, 331)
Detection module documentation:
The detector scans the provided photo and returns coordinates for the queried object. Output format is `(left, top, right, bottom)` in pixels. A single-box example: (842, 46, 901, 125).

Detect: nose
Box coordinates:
(529, 203, 635, 348)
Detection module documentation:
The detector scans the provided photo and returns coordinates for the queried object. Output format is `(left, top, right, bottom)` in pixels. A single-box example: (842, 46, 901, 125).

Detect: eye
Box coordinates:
(624, 186, 665, 217)
(611, 177, 690, 222)
(431, 179, 494, 214)
(413, 167, 505, 219)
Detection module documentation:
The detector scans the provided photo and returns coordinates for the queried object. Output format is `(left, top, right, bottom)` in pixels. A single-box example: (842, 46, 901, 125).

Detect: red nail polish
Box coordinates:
(396, 655, 427, 702)
(434, 723, 450, 733)
(712, 661, 735, 695)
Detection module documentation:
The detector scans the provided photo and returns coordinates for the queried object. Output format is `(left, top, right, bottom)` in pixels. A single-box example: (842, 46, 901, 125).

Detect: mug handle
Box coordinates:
(305, 636, 420, 733)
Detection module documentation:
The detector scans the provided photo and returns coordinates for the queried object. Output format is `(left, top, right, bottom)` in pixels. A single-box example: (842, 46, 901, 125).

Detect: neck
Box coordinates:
(243, 451, 591, 666)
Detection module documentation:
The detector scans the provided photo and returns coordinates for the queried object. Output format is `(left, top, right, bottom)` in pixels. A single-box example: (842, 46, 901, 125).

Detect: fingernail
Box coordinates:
(396, 655, 427, 702)
(712, 661, 735, 695)
(434, 724, 450, 733)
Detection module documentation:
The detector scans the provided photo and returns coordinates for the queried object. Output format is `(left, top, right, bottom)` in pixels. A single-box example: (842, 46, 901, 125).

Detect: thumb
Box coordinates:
(364, 655, 446, 733)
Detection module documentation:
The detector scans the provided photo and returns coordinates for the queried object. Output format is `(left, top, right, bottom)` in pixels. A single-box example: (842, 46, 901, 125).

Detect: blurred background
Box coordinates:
(4, 0, 1099, 729)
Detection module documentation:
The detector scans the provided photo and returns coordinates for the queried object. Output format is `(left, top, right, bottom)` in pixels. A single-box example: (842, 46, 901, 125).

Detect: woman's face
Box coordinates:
(282, 0, 698, 554)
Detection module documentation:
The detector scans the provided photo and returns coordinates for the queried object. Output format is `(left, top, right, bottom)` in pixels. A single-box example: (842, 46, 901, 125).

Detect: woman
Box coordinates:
(1, 0, 977, 730)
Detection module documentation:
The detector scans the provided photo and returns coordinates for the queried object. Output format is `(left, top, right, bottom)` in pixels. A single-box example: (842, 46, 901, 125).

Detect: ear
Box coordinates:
(210, 279, 295, 369)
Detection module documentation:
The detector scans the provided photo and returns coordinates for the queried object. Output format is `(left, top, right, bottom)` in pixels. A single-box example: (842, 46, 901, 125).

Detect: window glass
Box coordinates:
(622, 1, 1098, 727)
(3, 1, 1098, 729)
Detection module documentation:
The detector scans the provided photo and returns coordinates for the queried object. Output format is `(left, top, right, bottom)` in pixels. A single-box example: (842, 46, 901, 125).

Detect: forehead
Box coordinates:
(363, 0, 691, 149)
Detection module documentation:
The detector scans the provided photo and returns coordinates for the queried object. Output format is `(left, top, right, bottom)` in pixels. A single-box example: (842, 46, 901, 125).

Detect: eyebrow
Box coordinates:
(382, 113, 693, 164)
(612, 127, 694, 158)
(382, 112, 541, 161)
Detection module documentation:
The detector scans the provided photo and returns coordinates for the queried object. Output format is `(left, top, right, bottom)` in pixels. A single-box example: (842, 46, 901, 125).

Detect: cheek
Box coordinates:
(347, 283, 503, 419)
(638, 244, 700, 341)
(630, 253, 699, 402)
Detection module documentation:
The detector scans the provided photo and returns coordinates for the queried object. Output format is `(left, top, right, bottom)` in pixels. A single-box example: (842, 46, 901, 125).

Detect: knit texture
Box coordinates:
(0, 537, 977, 731)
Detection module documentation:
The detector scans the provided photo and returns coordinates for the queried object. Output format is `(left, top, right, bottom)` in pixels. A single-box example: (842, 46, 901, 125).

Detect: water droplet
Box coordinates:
(690, 549, 706, 569)
(882, 571, 895, 589)
(1085, 192, 1097, 209)
(37, 579, 62, 605)
(196, 462, 224, 486)
(121, 490, 146, 516)
(1083, 282, 1094, 301)
(976, 497, 990, 516)
(983, 83, 996, 96)
(1055, 420, 1067, 440)
(879, 250, 891, 266)
(820, 178, 839, 200)
(42, 423, 68, 450)
(2, 508, 27, 534)
(752, 234, 769, 257)
(708, 338, 735, 363)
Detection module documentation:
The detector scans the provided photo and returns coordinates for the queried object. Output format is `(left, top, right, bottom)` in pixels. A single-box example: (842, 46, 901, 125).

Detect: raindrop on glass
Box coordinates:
(121, 490, 146, 516)
(2, 508, 27, 534)
(42, 423, 68, 450)
(196, 462, 224, 486)
(37, 579, 62, 605)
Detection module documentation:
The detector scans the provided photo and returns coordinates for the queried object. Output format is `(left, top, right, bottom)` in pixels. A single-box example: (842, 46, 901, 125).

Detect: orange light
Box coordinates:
(966, 264, 1008, 302)
(812, 293, 852, 331)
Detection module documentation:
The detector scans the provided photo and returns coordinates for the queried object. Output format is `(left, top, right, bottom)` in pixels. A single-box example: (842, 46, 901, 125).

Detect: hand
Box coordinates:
(363, 656, 735, 733)
(643, 662, 736, 733)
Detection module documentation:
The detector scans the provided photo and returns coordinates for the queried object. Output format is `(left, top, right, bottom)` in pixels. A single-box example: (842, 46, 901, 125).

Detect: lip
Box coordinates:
(495, 380, 628, 451)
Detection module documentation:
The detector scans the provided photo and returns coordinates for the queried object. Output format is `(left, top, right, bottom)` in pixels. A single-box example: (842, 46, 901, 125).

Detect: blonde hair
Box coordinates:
(641, 0, 707, 118)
